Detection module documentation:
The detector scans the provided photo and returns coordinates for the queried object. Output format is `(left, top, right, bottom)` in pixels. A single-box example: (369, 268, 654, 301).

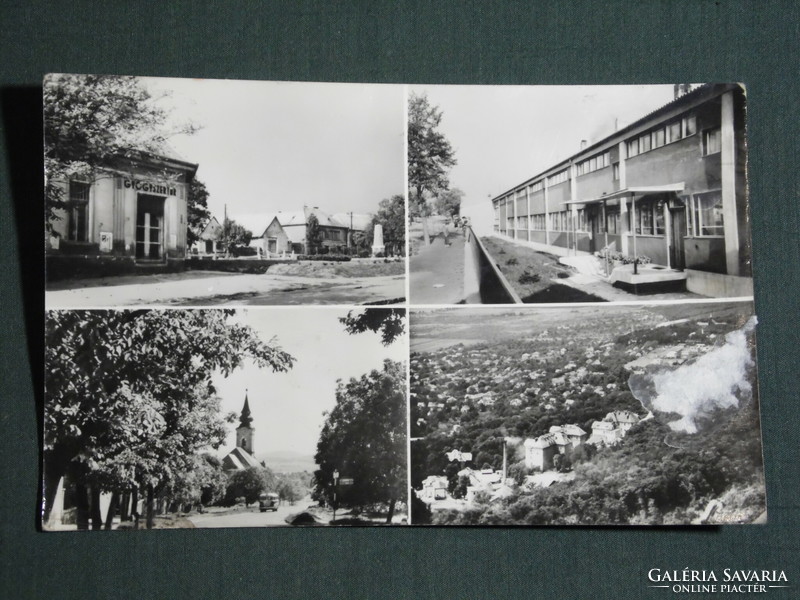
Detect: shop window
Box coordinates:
(703, 128, 722, 155)
(68, 180, 90, 242)
(605, 209, 619, 234)
(654, 201, 665, 235)
(690, 191, 724, 236)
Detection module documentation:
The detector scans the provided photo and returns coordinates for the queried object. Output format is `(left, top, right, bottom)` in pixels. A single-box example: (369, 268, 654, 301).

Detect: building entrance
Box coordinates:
(136, 194, 165, 260)
(669, 206, 686, 270)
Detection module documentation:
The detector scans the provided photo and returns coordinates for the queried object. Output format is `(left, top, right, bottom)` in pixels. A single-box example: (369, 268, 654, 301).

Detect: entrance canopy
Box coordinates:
(560, 183, 686, 207)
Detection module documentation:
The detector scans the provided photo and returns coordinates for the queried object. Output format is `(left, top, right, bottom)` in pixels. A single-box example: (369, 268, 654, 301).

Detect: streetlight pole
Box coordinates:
(332, 469, 339, 524)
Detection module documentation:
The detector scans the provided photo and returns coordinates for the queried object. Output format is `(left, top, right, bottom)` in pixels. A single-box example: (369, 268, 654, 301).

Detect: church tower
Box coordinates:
(235, 391, 255, 455)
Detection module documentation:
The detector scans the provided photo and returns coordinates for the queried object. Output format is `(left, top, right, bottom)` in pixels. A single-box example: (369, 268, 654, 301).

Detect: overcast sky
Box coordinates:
(211, 308, 407, 460)
(410, 84, 684, 235)
(141, 77, 405, 222)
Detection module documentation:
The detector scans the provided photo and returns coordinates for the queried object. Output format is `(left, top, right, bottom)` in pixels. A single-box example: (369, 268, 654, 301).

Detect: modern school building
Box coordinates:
(490, 83, 751, 297)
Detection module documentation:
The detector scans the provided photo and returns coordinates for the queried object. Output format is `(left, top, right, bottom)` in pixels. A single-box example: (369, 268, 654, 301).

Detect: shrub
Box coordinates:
(296, 254, 351, 262)
(556, 271, 570, 279)
(229, 245, 257, 257)
(518, 269, 541, 285)
(506, 257, 519, 266)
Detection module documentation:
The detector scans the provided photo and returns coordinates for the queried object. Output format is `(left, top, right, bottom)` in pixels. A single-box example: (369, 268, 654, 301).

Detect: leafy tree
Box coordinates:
(221, 218, 252, 254)
(340, 308, 406, 346)
(313, 360, 407, 523)
(225, 466, 276, 506)
(163, 452, 227, 511)
(306, 213, 323, 255)
(187, 179, 212, 248)
(435, 188, 464, 219)
(373, 194, 406, 256)
(408, 92, 457, 245)
(44, 74, 199, 233)
(43, 310, 294, 529)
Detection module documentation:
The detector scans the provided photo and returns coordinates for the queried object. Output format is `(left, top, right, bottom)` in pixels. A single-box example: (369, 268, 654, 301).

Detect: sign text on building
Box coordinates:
(123, 178, 177, 196)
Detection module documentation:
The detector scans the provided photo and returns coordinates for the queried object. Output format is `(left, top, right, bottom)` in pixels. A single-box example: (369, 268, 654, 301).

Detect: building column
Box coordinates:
(620, 199, 630, 255)
(526, 185, 531, 240)
(512, 192, 517, 239)
(663, 200, 672, 268)
(721, 90, 740, 275)
(544, 184, 550, 245)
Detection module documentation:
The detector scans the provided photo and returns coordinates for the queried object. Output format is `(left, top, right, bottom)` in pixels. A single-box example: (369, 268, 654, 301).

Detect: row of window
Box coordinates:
(576, 151, 611, 176)
(501, 191, 724, 238)
(547, 169, 569, 187)
(626, 115, 698, 158)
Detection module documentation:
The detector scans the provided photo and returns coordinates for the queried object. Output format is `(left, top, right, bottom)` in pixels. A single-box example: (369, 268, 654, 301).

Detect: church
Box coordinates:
(221, 392, 265, 472)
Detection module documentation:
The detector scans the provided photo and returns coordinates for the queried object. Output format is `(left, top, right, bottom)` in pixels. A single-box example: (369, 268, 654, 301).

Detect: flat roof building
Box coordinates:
(490, 84, 751, 297)
(48, 150, 198, 265)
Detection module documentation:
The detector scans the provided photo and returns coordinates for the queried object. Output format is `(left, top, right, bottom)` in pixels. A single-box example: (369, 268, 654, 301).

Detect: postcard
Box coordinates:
(41, 76, 762, 529)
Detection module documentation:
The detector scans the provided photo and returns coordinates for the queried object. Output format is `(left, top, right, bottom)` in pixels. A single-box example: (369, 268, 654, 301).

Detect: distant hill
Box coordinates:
(257, 450, 317, 474)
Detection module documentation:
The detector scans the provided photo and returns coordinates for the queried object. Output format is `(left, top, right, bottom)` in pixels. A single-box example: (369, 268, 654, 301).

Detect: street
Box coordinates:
(46, 271, 406, 307)
(188, 501, 317, 528)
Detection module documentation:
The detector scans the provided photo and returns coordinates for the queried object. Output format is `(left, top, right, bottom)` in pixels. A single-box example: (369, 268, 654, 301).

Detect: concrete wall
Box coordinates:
(686, 268, 754, 297)
(628, 234, 668, 265)
(576, 166, 615, 200)
(684, 236, 726, 273)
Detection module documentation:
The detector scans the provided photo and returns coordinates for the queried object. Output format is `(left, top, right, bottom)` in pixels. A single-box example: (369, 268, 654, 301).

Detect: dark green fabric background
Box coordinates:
(1, 2, 798, 599)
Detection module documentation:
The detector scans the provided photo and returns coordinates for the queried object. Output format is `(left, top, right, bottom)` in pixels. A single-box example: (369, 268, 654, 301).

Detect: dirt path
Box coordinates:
(46, 272, 406, 307)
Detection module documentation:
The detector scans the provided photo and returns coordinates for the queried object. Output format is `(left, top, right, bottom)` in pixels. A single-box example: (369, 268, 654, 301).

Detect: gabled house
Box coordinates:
(190, 216, 223, 257)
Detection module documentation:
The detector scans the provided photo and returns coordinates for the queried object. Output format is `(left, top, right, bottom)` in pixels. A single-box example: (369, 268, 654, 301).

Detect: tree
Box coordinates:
(407, 92, 457, 246)
(43, 310, 294, 529)
(306, 213, 323, 255)
(225, 466, 276, 506)
(373, 194, 406, 256)
(187, 179, 212, 248)
(222, 218, 252, 254)
(340, 308, 406, 345)
(44, 74, 199, 233)
(435, 188, 464, 219)
(313, 360, 407, 523)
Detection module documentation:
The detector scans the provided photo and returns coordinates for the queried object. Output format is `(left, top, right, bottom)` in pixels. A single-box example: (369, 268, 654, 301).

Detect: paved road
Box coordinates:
(46, 272, 406, 307)
(188, 502, 313, 528)
(409, 233, 466, 304)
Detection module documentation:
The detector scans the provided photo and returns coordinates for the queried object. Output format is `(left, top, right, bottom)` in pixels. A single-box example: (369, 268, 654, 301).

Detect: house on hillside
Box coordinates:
(190, 216, 223, 257)
(524, 424, 587, 471)
(490, 83, 751, 297)
(587, 410, 640, 446)
(47, 149, 198, 265)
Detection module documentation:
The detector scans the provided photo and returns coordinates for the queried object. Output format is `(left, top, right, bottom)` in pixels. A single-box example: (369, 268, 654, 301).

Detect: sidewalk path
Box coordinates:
(409, 233, 465, 304)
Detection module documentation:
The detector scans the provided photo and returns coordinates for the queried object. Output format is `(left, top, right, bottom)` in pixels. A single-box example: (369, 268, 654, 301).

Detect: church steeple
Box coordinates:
(235, 390, 255, 454)
(239, 391, 253, 428)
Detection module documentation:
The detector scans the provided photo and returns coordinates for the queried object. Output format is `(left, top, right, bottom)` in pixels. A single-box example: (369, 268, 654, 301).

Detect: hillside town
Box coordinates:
(410, 303, 765, 525)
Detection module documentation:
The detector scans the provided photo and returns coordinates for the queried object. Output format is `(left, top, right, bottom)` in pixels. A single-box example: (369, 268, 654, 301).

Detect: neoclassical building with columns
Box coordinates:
(491, 84, 751, 297)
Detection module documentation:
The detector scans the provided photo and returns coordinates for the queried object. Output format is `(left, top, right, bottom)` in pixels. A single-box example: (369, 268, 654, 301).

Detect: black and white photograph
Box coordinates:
(44, 75, 406, 307)
(409, 301, 765, 526)
(408, 84, 752, 304)
(42, 307, 408, 530)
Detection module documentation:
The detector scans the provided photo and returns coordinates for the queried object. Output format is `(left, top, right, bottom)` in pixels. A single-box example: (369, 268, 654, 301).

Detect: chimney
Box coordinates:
(502, 439, 508, 484)
(580, 139, 588, 150)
